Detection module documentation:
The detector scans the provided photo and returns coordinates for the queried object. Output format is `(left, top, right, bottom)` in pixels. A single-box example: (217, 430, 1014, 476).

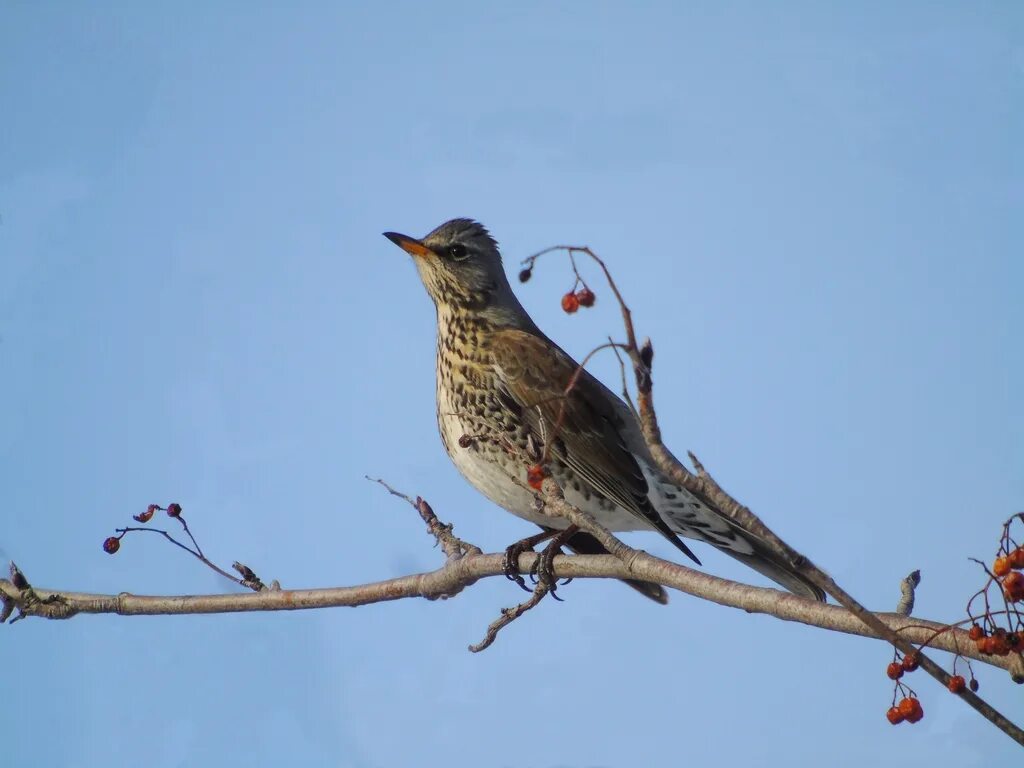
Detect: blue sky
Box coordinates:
(2, 2, 1021, 766)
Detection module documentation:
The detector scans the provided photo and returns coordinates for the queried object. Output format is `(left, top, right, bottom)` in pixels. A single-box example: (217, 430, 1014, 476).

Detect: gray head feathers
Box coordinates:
(422, 218, 500, 260)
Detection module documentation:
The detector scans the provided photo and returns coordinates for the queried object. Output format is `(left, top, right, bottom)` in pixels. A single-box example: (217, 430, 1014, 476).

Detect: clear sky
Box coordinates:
(2, 3, 1021, 766)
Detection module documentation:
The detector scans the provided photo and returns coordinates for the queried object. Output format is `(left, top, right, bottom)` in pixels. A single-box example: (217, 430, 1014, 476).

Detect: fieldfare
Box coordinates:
(384, 219, 825, 603)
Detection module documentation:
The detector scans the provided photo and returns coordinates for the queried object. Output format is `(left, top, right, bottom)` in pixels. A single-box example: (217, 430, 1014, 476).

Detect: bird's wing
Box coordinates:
(488, 328, 699, 564)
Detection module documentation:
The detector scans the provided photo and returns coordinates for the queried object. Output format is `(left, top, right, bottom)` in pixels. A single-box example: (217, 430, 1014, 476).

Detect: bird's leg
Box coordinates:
(533, 524, 579, 601)
(503, 530, 557, 592)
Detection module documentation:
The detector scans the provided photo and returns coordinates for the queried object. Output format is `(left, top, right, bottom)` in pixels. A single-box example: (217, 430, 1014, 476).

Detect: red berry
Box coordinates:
(575, 287, 596, 307)
(526, 464, 545, 491)
(901, 652, 920, 672)
(561, 292, 580, 314)
(1003, 571, 1024, 601)
(948, 675, 966, 693)
(994, 556, 1012, 577)
(886, 706, 905, 725)
(1010, 547, 1024, 569)
(886, 662, 904, 680)
(990, 630, 1011, 656)
(102, 536, 120, 554)
(967, 623, 984, 641)
(897, 697, 924, 723)
(167, 502, 182, 518)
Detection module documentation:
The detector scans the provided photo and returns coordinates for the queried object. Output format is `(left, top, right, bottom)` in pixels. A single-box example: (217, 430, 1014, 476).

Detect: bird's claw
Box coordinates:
(503, 527, 577, 600)
(503, 531, 554, 593)
(533, 525, 579, 601)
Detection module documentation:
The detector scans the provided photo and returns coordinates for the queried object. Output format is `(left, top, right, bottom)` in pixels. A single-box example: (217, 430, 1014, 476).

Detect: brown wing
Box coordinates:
(489, 328, 699, 564)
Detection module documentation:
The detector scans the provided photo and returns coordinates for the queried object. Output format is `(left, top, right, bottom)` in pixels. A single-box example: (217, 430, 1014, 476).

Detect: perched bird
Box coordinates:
(384, 219, 825, 603)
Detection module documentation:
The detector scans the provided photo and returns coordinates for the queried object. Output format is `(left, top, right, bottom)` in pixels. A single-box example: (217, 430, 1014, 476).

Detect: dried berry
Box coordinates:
(134, 504, 158, 523)
(167, 502, 182, 518)
(518, 268, 532, 283)
(575, 287, 595, 307)
(457, 434, 474, 449)
(967, 623, 984, 641)
(103, 536, 121, 554)
(561, 292, 580, 314)
(969, 678, 979, 692)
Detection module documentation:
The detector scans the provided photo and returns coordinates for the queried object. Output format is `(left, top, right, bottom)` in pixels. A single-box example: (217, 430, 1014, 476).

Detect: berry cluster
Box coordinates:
(102, 502, 184, 554)
(883, 644, 981, 727)
(886, 696, 924, 725)
(884, 652, 928, 725)
(969, 623, 1023, 656)
(993, 546, 1024, 599)
(965, 522, 1024, 659)
(882, 516, 1024, 731)
(560, 287, 596, 314)
(517, 257, 597, 314)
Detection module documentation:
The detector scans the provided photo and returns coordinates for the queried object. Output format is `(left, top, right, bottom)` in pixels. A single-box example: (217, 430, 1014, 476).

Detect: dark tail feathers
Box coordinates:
(553, 528, 669, 604)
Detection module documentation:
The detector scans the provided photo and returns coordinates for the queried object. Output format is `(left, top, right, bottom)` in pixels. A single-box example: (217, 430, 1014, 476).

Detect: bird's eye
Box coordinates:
(448, 243, 469, 261)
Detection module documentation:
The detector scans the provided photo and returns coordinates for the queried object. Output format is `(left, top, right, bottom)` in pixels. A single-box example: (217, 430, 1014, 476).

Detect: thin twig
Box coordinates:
(115, 527, 243, 587)
(367, 476, 481, 559)
(468, 579, 552, 652)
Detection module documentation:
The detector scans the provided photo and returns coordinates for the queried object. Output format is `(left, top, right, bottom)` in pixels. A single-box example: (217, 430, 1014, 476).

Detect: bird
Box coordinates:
(383, 218, 825, 603)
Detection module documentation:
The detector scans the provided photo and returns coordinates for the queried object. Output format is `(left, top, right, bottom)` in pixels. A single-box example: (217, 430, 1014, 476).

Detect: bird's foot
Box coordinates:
(470, 525, 582, 653)
(532, 525, 579, 601)
(503, 530, 557, 593)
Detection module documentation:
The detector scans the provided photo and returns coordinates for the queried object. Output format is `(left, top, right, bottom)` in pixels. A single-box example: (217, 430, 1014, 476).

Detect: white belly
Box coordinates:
(439, 405, 649, 532)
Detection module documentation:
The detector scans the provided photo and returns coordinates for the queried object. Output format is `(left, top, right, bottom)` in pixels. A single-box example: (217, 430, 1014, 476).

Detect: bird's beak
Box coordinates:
(383, 231, 434, 259)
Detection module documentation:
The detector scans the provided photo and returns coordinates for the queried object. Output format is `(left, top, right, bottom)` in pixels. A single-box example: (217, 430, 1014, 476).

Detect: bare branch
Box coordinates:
(0, 551, 1015, 674)
(368, 477, 481, 560)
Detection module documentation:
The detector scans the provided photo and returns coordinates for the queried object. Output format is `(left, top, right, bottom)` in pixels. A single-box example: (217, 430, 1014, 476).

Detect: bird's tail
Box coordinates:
(719, 534, 826, 602)
(557, 528, 669, 604)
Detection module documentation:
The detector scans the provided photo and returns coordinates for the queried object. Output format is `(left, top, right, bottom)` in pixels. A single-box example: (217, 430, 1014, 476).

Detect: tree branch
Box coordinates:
(522, 243, 1023, 745)
(0, 552, 1015, 674)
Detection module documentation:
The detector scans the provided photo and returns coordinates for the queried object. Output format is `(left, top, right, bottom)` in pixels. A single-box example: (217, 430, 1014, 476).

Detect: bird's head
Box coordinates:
(384, 219, 514, 315)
